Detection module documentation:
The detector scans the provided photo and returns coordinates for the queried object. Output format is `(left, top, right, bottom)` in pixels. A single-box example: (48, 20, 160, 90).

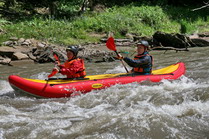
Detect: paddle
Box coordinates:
(53, 52, 60, 64)
(48, 53, 60, 78)
(106, 37, 128, 73)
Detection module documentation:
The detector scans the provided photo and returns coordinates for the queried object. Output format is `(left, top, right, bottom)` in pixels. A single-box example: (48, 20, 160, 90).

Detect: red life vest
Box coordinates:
(133, 53, 153, 73)
(61, 58, 86, 78)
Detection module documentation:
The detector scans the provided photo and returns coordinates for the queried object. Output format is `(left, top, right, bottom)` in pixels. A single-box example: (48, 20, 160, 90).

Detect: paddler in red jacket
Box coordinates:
(54, 46, 86, 78)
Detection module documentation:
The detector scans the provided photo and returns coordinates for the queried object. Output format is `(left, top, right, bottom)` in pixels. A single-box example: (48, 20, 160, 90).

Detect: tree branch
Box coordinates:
(192, 2, 209, 11)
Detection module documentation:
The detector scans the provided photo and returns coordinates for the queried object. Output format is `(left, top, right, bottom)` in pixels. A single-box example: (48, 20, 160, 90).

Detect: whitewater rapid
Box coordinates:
(1, 47, 209, 138)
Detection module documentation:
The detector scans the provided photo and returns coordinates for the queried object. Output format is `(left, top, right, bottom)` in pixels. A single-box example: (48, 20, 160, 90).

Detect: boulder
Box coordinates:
(9, 37, 18, 41)
(153, 31, 194, 48)
(0, 56, 11, 65)
(78, 47, 115, 63)
(21, 41, 30, 46)
(12, 52, 29, 60)
(27, 52, 37, 60)
(13, 45, 31, 53)
(34, 46, 66, 63)
(17, 38, 25, 44)
(37, 42, 46, 48)
(0, 46, 16, 57)
(2, 41, 16, 46)
(198, 32, 209, 37)
(190, 38, 209, 47)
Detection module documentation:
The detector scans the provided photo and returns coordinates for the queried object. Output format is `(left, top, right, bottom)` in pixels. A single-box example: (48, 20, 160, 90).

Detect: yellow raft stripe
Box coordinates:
(152, 63, 179, 75)
(25, 63, 179, 84)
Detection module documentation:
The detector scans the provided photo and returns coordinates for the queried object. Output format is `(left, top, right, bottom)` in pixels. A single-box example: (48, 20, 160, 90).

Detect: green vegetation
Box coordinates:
(0, 3, 209, 45)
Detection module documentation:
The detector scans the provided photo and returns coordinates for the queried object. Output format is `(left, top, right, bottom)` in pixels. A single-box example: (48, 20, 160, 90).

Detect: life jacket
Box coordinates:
(133, 52, 153, 74)
(62, 58, 86, 78)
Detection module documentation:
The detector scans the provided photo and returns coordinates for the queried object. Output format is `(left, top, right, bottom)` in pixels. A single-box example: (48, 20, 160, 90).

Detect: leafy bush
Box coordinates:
(1, 4, 209, 45)
(71, 5, 179, 36)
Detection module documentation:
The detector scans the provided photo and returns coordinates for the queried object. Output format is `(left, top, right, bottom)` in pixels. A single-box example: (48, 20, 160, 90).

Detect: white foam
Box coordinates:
(0, 80, 13, 95)
(65, 76, 209, 119)
(30, 72, 50, 79)
(0, 129, 4, 139)
(160, 101, 209, 117)
(105, 65, 131, 74)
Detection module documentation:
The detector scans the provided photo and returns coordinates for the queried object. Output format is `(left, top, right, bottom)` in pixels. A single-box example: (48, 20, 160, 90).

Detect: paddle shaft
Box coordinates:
(114, 51, 129, 73)
(48, 53, 60, 78)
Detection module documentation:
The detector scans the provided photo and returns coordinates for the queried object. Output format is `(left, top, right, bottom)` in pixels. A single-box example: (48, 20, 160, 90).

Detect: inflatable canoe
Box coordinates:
(8, 62, 185, 98)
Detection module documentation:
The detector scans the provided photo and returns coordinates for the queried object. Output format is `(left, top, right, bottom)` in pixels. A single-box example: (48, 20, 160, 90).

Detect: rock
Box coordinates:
(190, 38, 209, 47)
(12, 52, 29, 60)
(0, 57, 11, 65)
(37, 43, 46, 48)
(32, 48, 42, 56)
(0, 46, 16, 52)
(29, 38, 40, 47)
(0, 46, 16, 57)
(32, 42, 48, 56)
(133, 36, 151, 42)
(189, 33, 199, 39)
(0, 56, 3, 60)
(27, 52, 37, 60)
(25, 39, 32, 44)
(126, 33, 134, 40)
(3, 41, 15, 46)
(21, 41, 30, 46)
(9, 37, 18, 41)
(78, 47, 115, 63)
(17, 38, 25, 44)
(198, 32, 209, 37)
(13, 45, 31, 53)
(35, 46, 56, 63)
(153, 31, 194, 48)
(9, 59, 34, 66)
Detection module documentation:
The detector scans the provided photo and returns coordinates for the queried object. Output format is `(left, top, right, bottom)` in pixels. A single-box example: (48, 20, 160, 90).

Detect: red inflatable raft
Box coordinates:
(8, 62, 185, 98)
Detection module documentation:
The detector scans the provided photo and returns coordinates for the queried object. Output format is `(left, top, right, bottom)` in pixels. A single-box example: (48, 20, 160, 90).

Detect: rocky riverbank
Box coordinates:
(1, 31, 209, 66)
(0, 37, 117, 66)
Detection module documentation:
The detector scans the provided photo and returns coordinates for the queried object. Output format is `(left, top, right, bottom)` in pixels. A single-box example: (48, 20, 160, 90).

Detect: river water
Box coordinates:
(0, 47, 209, 139)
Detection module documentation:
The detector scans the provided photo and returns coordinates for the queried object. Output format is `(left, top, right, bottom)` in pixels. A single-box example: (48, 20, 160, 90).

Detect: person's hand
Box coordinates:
(53, 67, 59, 72)
(55, 60, 60, 66)
(117, 54, 124, 60)
(128, 69, 133, 73)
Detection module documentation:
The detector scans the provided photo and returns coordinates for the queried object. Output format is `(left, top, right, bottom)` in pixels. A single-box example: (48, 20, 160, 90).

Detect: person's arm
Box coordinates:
(123, 56, 151, 67)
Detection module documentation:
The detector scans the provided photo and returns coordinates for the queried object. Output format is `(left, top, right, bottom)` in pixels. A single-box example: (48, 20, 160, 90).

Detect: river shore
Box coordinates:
(0, 32, 209, 66)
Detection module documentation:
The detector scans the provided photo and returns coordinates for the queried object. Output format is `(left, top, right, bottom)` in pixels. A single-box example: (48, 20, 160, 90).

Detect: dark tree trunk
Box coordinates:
(49, 1, 57, 17)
